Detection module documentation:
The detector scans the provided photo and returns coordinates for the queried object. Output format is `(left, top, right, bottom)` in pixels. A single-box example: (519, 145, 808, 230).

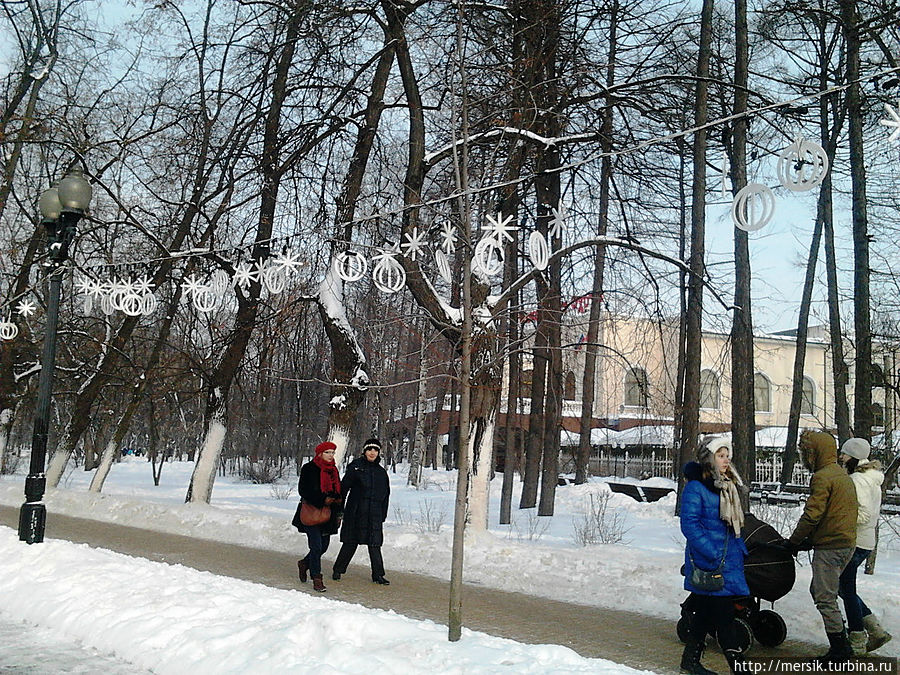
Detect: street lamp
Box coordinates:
(18, 167, 92, 544)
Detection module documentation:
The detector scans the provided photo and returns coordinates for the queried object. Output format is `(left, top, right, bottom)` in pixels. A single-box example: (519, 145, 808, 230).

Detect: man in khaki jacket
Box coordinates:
(788, 430, 858, 665)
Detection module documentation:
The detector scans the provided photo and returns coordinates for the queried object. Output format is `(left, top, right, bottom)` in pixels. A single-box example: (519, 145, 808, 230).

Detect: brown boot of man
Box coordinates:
(312, 574, 326, 592)
(297, 559, 308, 583)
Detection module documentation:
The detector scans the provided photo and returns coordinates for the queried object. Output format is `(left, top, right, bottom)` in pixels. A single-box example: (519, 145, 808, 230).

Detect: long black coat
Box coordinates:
(340, 456, 390, 546)
(298, 460, 342, 536)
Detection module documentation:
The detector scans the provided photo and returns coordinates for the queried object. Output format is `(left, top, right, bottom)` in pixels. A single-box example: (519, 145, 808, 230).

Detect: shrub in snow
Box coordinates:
(507, 510, 550, 541)
(573, 493, 630, 546)
(414, 499, 446, 534)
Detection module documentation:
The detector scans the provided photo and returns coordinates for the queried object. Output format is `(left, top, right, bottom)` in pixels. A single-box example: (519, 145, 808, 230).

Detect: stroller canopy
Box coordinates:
(741, 513, 796, 602)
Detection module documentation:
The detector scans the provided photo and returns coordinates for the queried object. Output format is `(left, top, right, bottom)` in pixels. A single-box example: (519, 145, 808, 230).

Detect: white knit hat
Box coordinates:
(840, 437, 870, 461)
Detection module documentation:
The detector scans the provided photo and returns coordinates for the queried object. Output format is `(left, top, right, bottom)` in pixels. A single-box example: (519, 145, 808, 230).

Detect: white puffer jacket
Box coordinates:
(850, 460, 884, 550)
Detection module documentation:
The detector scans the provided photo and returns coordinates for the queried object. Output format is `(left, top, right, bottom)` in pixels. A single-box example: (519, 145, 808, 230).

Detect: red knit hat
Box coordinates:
(315, 441, 337, 455)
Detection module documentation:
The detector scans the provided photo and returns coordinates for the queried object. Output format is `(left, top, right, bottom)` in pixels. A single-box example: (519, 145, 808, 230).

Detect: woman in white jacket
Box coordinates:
(837, 438, 893, 655)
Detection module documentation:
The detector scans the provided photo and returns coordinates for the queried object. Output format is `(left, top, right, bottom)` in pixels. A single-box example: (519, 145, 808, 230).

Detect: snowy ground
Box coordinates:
(0, 456, 898, 673)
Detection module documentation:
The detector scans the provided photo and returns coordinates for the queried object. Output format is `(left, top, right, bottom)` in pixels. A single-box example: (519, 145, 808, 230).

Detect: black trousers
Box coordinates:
(333, 542, 385, 578)
(685, 593, 739, 650)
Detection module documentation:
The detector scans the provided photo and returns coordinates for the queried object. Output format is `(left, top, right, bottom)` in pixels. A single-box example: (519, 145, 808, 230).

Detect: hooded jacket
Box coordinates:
(788, 431, 857, 550)
(850, 460, 884, 550)
(681, 461, 750, 597)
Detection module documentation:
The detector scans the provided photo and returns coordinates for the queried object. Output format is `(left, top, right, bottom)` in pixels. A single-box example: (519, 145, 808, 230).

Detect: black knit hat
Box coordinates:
(362, 438, 381, 452)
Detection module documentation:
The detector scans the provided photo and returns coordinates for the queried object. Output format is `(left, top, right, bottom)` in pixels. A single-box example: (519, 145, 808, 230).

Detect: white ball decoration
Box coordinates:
(731, 183, 776, 232)
(777, 138, 829, 192)
(334, 251, 368, 282)
(0, 318, 18, 341)
(372, 254, 406, 293)
(121, 293, 144, 317)
(435, 249, 452, 284)
(193, 287, 219, 313)
(262, 262, 287, 294)
(528, 231, 549, 271)
(473, 237, 504, 277)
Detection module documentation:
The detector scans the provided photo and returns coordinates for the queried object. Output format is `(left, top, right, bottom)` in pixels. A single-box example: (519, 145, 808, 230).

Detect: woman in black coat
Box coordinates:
(331, 438, 391, 585)
(296, 441, 342, 592)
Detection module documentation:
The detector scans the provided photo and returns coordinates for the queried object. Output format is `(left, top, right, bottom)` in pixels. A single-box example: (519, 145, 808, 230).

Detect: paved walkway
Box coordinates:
(0, 505, 820, 674)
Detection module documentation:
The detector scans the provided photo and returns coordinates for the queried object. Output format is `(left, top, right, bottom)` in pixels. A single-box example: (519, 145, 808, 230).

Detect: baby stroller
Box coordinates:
(677, 513, 795, 654)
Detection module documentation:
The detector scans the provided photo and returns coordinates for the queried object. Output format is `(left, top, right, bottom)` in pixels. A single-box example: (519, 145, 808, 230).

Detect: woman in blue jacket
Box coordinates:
(680, 437, 749, 675)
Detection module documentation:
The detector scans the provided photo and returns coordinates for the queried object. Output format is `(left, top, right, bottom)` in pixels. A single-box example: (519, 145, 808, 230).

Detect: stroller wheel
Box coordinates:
(719, 618, 754, 654)
(677, 616, 691, 644)
(753, 609, 787, 647)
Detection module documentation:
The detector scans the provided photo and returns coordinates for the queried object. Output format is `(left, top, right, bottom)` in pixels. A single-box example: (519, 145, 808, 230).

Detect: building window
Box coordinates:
(564, 371, 577, 400)
(700, 369, 720, 409)
(754, 373, 771, 413)
(624, 367, 649, 407)
(800, 377, 815, 415)
(873, 403, 884, 428)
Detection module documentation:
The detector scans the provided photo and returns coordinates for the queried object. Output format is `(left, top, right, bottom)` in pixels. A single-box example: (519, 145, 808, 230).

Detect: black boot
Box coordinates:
(372, 575, 390, 585)
(815, 630, 853, 668)
(297, 559, 308, 583)
(332, 570, 341, 581)
(680, 639, 717, 675)
(724, 650, 743, 675)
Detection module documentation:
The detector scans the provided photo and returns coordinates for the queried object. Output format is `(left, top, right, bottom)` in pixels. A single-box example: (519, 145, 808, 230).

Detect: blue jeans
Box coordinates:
(300, 525, 331, 576)
(838, 547, 872, 631)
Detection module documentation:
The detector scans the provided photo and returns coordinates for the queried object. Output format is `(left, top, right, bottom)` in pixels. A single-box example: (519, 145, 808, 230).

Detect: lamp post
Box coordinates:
(19, 168, 92, 544)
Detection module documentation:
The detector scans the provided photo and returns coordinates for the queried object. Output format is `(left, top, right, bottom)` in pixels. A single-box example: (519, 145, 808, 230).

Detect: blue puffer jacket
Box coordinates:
(681, 462, 750, 597)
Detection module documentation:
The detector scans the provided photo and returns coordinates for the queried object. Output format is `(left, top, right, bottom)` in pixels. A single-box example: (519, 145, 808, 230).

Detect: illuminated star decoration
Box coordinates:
(15, 299, 37, 318)
(181, 273, 208, 298)
(482, 213, 518, 243)
(273, 248, 305, 274)
(75, 276, 97, 296)
(401, 227, 427, 261)
(549, 203, 567, 239)
(439, 222, 458, 253)
(132, 276, 154, 295)
(881, 101, 900, 143)
(232, 261, 259, 289)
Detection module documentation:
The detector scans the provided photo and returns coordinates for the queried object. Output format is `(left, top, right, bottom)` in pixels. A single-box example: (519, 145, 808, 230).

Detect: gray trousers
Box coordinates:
(810, 547, 854, 634)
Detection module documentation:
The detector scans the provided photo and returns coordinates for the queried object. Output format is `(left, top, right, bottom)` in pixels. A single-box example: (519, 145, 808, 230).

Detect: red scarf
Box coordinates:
(313, 454, 341, 495)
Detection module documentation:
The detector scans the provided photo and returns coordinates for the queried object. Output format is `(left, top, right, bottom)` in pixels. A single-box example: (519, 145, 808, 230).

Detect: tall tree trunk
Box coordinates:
(575, 0, 616, 485)
(839, 0, 872, 440)
(408, 330, 428, 486)
(729, 0, 755, 497)
(679, 0, 715, 502)
(187, 6, 303, 503)
(520, 310, 548, 508)
(320, 44, 394, 464)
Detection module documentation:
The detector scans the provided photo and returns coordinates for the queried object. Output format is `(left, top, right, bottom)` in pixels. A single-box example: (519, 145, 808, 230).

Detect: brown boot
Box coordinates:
(297, 559, 308, 583)
(312, 574, 326, 592)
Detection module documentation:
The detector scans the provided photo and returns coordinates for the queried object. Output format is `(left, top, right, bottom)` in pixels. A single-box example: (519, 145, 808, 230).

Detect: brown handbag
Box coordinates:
(299, 501, 331, 527)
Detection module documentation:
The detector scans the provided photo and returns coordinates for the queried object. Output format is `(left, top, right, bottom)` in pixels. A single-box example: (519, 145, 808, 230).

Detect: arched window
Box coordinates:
(564, 371, 577, 400)
(700, 369, 720, 409)
(624, 367, 649, 407)
(754, 373, 771, 413)
(873, 403, 884, 428)
(800, 377, 815, 415)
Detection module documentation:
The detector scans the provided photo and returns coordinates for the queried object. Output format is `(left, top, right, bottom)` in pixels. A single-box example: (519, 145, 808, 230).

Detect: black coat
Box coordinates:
(297, 460, 342, 536)
(340, 456, 390, 546)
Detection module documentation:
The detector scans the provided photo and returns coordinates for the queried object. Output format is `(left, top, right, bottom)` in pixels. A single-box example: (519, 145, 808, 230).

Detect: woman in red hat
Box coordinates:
(296, 441, 342, 592)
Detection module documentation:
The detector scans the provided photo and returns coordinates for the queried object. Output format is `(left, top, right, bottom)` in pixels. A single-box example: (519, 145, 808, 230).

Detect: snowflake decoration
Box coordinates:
(75, 277, 97, 296)
(232, 261, 259, 289)
(439, 222, 458, 253)
(549, 203, 567, 239)
(111, 277, 134, 297)
(132, 276, 154, 295)
(881, 101, 900, 143)
(181, 273, 207, 297)
(401, 227, 428, 261)
(273, 249, 305, 273)
(15, 299, 37, 318)
(482, 213, 518, 243)
(371, 247, 400, 266)
(98, 280, 116, 299)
